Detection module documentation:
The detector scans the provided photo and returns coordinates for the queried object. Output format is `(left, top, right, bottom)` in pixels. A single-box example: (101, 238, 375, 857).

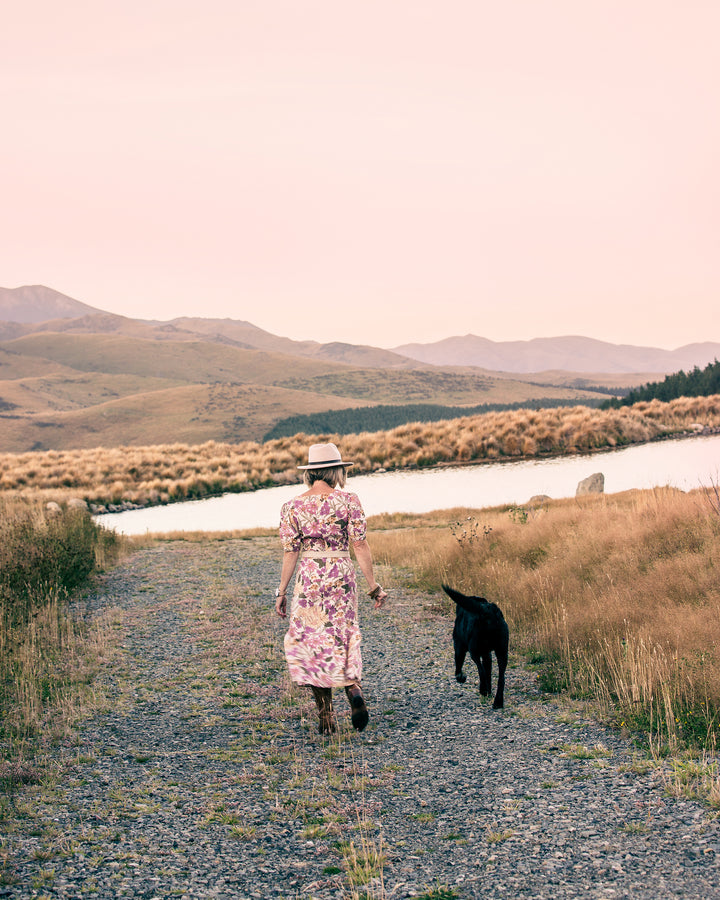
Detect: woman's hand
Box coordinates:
(275, 593, 287, 618)
(368, 583, 388, 609)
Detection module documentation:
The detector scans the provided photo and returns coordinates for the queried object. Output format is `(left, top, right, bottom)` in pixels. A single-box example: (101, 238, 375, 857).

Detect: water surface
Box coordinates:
(95, 433, 720, 535)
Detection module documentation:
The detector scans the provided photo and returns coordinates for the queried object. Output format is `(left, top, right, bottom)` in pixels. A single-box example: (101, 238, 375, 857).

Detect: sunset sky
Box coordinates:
(2, 1, 718, 349)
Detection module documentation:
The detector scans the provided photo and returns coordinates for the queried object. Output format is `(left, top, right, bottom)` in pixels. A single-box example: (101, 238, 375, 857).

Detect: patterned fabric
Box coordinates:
(279, 490, 367, 687)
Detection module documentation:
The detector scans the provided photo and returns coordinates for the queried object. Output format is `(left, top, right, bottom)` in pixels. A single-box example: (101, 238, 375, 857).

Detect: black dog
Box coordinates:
(442, 584, 509, 709)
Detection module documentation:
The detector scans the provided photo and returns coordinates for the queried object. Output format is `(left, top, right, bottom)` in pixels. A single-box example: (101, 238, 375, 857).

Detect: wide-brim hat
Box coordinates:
(297, 442, 354, 470)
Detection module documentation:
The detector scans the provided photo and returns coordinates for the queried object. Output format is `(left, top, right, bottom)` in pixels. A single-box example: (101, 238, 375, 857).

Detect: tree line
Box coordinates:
(601, 359, 720, 408)
(263, 398, 604, 441)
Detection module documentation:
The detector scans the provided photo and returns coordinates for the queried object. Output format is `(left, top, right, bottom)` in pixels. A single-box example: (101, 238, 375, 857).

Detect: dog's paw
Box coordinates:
(456, 673, 467, 683)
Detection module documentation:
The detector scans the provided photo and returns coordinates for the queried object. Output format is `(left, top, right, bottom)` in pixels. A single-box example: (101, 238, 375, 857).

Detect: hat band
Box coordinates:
(308, 458, 342, 466)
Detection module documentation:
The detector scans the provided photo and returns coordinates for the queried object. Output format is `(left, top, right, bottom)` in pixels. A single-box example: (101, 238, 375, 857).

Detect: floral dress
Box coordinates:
(279, 489, 367, 688)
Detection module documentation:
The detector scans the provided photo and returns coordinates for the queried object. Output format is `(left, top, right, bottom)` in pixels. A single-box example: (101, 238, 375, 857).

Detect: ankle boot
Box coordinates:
(310, 686, 335, 734)
(345, 683, 369, 732)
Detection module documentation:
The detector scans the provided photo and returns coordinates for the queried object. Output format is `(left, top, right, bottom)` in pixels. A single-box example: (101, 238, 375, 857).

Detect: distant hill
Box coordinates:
(393, 334, 720, 375)
(4, 285, 718, 376)
(1, 284, 712, 453)
(0, 287, 417, 368)
(168, 317, 414, 367)
(0, 331, 603, 452)
(0, 285, 104, 323)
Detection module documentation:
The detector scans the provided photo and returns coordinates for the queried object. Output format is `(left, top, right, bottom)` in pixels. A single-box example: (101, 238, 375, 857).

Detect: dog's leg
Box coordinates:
(478, 651, 492, 697)
(454, 638, 467, 683)
(469, 650, 490, 695)
(493, 647, 508, 709)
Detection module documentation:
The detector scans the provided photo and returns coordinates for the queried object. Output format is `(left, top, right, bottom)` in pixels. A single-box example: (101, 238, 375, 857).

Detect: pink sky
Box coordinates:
(2, 1, 719, 349)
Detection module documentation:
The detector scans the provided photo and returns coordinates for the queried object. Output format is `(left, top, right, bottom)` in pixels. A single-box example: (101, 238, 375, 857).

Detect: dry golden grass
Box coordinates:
(0, 592, 121, 750)
(1, 395, 718, 509)
(370, 485, 720, 751)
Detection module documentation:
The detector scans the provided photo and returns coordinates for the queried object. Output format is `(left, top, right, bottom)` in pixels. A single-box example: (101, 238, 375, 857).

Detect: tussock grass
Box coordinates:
(371, 485, 720, 754)
(1, 395, 718, 509)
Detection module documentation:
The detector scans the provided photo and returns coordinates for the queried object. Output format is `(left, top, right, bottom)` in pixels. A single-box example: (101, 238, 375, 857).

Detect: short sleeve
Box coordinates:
(346, 492, 367, 543)
(279, 500, 302, 552)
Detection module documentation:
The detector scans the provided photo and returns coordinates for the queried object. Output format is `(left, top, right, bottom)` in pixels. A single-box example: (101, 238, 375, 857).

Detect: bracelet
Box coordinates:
(368, 584, 384, 600)
(275, 588, 287, 598)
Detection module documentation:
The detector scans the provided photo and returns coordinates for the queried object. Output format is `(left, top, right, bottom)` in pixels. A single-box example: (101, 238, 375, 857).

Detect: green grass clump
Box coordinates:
(0, 503, 118, 617)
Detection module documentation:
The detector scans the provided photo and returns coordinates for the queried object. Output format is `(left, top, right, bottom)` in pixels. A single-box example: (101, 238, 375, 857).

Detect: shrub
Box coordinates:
(0, 502, 120, 626)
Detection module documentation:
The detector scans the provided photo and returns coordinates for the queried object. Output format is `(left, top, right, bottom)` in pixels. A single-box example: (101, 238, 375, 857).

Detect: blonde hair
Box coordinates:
(303, 465, 347, 489)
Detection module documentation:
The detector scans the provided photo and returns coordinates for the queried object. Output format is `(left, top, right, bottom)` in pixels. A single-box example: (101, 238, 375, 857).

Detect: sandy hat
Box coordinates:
(297, 442, 354, 470)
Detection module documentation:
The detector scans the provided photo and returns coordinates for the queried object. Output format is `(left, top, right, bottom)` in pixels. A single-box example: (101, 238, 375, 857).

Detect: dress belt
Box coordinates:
(301, 549, 351, 559)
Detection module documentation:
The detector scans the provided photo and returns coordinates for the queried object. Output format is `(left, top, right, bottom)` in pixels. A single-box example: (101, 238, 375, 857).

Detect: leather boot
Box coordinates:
(345, 683, 369, 732)
(310, 686, 335, 734)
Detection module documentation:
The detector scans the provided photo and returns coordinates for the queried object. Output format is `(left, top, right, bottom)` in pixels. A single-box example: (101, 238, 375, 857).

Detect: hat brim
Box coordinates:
(297, 460, 354, 470)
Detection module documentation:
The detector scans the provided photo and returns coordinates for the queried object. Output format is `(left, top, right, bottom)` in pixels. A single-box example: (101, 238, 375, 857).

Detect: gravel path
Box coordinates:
(3, 537, 720, 899)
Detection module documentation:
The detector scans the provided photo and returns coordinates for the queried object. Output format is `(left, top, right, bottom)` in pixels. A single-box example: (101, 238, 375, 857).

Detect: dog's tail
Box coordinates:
(442, 584, 489, 616)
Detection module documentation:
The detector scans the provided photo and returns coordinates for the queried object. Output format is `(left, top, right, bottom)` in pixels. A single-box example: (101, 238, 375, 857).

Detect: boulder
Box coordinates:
(527, 494, 551, 506)
(45, 501, 62, 516)
(67, 498, 89, 512)
(576, 472, 604, 496)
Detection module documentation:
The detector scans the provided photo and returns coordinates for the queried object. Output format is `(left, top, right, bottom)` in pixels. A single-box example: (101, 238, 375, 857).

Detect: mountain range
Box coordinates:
(2, 285, 718, 375)
(394, 334, 720, 375)
(1, 285, 717, 453)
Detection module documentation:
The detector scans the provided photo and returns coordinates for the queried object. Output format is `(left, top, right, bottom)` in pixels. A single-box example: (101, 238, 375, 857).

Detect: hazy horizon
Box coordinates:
(2, 2, 718, 350)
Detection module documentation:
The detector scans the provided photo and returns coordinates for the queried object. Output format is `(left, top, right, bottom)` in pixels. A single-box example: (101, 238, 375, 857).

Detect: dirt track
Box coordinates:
(3, 538, 720, 898)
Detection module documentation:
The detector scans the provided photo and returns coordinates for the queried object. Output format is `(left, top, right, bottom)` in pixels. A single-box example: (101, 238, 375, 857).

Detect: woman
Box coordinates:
(275, 442, 387, 734)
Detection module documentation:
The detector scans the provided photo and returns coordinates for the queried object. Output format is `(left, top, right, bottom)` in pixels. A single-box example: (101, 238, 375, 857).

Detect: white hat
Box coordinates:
(297, 442, 354, 470)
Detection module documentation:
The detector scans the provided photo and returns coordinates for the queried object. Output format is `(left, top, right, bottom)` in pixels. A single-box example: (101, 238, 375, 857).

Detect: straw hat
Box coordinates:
(297, 442, 354, 470)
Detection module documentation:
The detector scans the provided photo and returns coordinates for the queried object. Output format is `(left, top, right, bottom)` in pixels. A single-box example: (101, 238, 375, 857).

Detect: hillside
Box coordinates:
(169, 317, 415, 368)
(0, 285, 102, 323)
(0, 331, 602, 451)
(0, 287, 418, 368)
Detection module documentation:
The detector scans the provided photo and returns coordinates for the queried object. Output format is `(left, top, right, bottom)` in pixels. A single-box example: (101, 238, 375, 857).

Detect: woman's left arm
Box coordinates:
(352, 538, 387, 608)
(275, 550, 299, 618)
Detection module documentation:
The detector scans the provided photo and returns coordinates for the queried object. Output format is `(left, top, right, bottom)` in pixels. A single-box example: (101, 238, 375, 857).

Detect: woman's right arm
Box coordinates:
(275, 550, 299, 618)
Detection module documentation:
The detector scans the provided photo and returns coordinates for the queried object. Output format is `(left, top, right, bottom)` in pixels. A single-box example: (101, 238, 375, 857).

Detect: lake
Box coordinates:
(95, 432, 720, 535)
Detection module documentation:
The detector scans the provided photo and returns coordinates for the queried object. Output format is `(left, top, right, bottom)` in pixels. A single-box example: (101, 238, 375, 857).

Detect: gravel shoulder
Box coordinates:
(3, 537, 719, 899)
